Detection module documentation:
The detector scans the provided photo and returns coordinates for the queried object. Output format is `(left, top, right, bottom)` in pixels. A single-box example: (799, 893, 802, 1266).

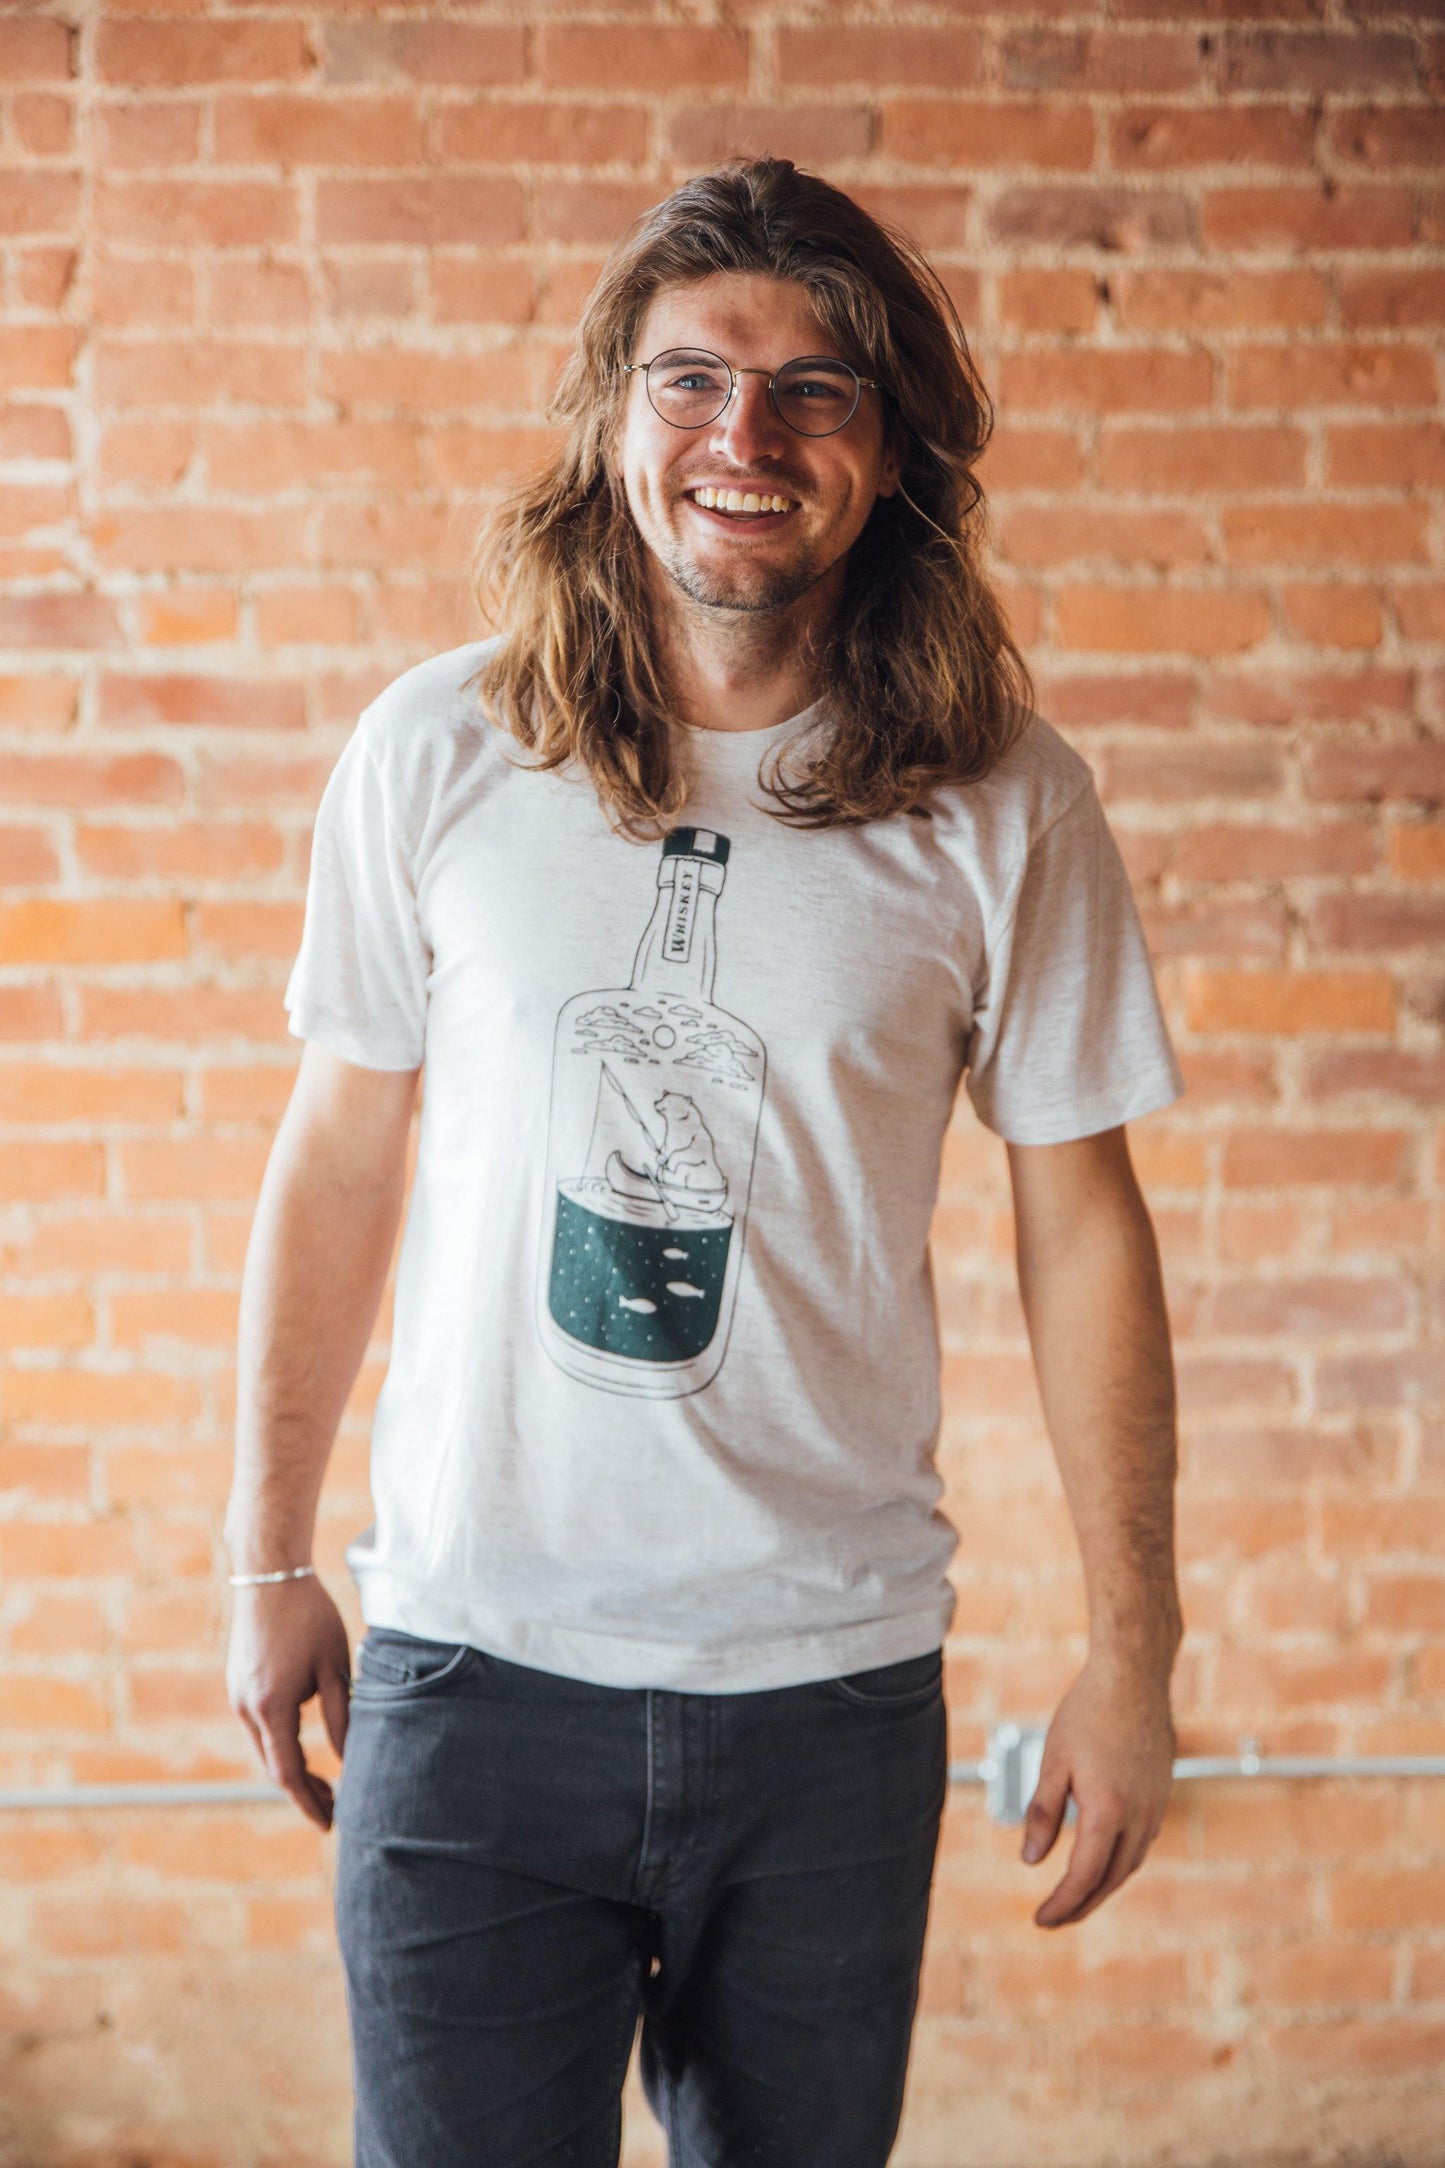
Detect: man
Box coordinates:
(226, 156, 1186, 2167)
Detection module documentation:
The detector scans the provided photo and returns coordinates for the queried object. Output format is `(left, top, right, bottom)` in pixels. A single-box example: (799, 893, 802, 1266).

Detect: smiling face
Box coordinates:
(612, 271, 901, 619)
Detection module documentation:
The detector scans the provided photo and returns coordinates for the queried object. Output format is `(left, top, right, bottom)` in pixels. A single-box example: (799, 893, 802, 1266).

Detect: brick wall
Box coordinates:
(1, 2, 1442, 2161)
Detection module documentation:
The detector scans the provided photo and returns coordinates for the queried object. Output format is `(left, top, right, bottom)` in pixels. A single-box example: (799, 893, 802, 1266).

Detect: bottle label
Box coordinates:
(664, 860, 701, 965)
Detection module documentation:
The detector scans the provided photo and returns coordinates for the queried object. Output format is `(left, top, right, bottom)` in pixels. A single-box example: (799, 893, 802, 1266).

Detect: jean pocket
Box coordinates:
(350, 1629, 475, 1700)
(823, 1647, 944, 1709)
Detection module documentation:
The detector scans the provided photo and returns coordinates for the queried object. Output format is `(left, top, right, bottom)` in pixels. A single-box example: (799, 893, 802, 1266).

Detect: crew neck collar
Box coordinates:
(669, 692, 829, 757)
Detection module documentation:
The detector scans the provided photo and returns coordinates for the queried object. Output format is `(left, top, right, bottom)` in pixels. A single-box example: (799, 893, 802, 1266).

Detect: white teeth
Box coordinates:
(690, 487, 795, 515)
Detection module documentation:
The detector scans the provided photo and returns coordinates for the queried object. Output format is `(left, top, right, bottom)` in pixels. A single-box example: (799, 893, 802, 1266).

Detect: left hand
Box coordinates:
(1019, 1650, 1176, 1929)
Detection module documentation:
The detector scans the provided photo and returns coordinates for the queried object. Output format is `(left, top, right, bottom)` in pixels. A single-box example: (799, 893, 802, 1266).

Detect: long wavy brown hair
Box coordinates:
(463, 155, 1036, 843)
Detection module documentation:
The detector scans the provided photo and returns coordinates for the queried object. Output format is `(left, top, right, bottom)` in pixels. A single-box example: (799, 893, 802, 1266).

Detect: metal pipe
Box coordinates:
(2, 1732, 1443, 1821)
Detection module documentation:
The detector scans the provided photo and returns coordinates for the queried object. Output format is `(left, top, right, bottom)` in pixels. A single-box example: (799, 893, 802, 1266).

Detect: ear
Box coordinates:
(874, 442, 904, 500)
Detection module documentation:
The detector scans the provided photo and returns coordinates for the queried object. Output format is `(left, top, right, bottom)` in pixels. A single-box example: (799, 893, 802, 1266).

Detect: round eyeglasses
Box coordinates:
(623, 348, 883, 438)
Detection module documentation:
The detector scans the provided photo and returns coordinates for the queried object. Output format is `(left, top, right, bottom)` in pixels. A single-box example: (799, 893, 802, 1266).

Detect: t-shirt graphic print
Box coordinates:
(539, 827, 763, 1397)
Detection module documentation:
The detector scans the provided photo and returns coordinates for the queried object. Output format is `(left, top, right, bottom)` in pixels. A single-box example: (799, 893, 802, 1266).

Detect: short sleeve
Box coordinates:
(964, 781, 1185, 1145)
(283, 720, 430, 1071)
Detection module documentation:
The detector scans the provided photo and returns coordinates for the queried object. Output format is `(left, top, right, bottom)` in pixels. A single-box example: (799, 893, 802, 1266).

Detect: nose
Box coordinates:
(707, 371, 791, 465)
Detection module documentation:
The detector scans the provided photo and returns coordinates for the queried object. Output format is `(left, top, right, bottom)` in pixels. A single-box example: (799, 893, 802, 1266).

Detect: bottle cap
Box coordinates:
(662, 828, 730, 865)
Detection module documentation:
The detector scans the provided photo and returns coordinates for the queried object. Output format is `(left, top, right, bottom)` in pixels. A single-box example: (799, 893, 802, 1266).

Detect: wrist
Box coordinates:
(1088, 1608, 1183, 1677)
(223, 1518, 313, 1579)
(227, 1562, 316, 1589)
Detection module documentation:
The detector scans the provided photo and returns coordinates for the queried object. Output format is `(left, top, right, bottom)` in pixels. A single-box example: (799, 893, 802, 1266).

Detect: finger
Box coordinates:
(1034, 1816, 1125, 1928)
(1051, 1825, 1146, 1927)
(1020, 1774, 1070, 1863)
(317, 1662, 351, 1765)
(255, 1698, 330, 1831)
(236, 1705, 271, 1780)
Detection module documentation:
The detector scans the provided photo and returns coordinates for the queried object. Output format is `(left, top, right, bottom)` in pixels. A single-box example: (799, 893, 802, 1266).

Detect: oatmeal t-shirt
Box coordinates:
(283, 635, 1186, 1691)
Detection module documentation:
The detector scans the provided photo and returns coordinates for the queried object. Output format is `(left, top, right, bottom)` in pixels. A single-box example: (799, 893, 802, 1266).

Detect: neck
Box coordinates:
(645, 556, 841, 735)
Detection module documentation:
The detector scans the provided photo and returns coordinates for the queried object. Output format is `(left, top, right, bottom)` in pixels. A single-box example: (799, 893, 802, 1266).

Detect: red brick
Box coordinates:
(0, 898, 186, 965)
(1222, 1128, 1410, 1188)
(1340, 267, 1445, 330)
(95, 19, 311, 89)
(1223, 502, 1428, 569)
(0, 16, 75, 81)
(1279, 584, 1385, 650)
(0, 323, 78, 394)
(32, 1895, 193, 1957)
(998, 348, 1212, 416)
(1097, 424, 1306, 493)
(134, 589, 240, 647)
(1227, 342, 1435, 411)
(0, 1674, 110, 1732)
(97, 674, 306, 733)
(780, 26, 984, 90)
(1000, 502, 1208, 571)
(437, 101, 649, 168)
(0, 590, 122, 649)
(1054, 587, 1271, 657)
(0, 1518, 134, 1577)
(0, 824, 60, 884)
(1328, 421, 1445, 490)
(1306, 892, 1445, 954)
(1185, 969, 1393, 1036)
(319, 21, 527, 88)
(1303, 740, 1445, 807)
(316, 177, 524, 248)
(212, 94, 428, 167)
(1330, 105, 1445, 169)
(1222, 29, 1418, 96)
(665, 106, 872, 166)
(4, 1363, 198, 1431)
(537, 25, 749, 93)
(879, 101, 1092, 169)
(318, 343, 532, 413)
(95, 177, 298, 249)
(117, 1136, 271, 1203)
(989, 185, 1194, 249)
(1211, 180, 1416, 254)
(846, 184, 974, 252)
(994, 270, 1100, 336)
(0, 1065, 182, 1125)
(1001, 27, 1204, 95)
(93, 98, 202, 169)
(0, 170, 80, 240)
(95, 327, 307, 404)
(1221, 642, 1402, 722)
(75, 820, 284, 881)
(0, 751, 182, 808)
(1110, 104, 1316, 170)
(1107, 266, 1331, 334)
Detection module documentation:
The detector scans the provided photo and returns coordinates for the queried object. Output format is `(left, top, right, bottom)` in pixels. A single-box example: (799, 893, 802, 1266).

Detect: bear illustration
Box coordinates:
(652, 1091, 728, 1214)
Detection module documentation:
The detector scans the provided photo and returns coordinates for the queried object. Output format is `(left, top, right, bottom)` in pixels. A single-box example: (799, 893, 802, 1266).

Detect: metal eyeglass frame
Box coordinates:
(622, 349, 884, 438)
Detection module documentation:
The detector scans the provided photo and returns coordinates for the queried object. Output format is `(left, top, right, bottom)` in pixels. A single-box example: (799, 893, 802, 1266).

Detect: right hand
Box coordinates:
(225, 1572, 353, 1830)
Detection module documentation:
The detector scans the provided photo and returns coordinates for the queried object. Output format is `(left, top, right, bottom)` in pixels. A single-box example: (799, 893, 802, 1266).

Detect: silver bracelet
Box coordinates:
(227, 1564, 317, 1587)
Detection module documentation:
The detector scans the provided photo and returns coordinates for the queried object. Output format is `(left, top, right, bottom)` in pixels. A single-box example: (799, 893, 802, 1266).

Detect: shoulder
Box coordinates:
(350, 636, 509, 845)
(959, 709, 1095, 835)
(926, 709, 1097, 909)
(356, 634, 504, 770)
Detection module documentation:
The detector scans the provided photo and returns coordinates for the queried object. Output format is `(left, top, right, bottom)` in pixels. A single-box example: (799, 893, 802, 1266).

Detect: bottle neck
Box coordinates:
(630, 855, 723, 998)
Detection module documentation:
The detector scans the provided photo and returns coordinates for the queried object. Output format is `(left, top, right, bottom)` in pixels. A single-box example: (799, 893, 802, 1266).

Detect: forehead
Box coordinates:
(635, 272, 840, 361)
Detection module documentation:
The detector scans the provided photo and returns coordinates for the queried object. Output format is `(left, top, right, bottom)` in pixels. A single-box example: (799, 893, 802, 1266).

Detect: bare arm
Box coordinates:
(224, 1041, 420, 1828)
(1004, 1124, 1183, 1926)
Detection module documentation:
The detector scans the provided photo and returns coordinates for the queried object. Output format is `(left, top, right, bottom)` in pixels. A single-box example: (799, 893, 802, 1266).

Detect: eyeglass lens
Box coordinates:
(645, 350, 861, 437)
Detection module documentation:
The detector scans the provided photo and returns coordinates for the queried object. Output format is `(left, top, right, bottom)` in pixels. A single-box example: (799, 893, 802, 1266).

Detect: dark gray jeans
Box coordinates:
(334, 1627, 948, 2167)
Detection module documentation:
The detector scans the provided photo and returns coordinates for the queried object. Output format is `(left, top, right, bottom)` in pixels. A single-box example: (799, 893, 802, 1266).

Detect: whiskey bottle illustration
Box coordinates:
(536, 827, 766, 1397)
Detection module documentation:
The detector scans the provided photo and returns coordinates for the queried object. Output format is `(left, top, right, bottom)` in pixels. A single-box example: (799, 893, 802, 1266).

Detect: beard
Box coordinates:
(655, 528, 830, 615)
